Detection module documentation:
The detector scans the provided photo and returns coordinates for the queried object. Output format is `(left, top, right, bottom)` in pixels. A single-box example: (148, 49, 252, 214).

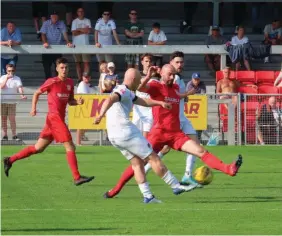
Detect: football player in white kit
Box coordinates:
(132, 53, 154, 138)
(94, 68, 198, 203)
(143, 51, 202, 186)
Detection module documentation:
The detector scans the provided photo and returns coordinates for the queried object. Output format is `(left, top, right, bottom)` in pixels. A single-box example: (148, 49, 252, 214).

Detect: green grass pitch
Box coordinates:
(1, 145, 282, 235)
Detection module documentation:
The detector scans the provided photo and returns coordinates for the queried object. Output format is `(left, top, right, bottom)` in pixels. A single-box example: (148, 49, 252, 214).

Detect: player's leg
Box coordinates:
(48, 113, 94, 185)
(180, 139, 242, 176)
(144, 145, 170, 173)
(179, 119, 200, 185)
(3, 137, 52, 177)
(130, 155, 161, 203)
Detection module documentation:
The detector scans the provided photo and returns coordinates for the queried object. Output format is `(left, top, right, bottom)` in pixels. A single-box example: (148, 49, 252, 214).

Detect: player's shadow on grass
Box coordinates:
(1, 227, 117, 232)
(195, 196, 282, 203)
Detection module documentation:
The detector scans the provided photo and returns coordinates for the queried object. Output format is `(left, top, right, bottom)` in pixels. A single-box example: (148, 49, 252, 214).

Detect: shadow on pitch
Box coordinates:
(194, 196, 282, 203)
(1, 227, 117, 232)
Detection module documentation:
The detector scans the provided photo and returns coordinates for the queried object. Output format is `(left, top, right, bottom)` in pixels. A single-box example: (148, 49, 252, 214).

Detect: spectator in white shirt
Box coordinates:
(76, 72, 93, 145)
(94, 10, 120, 64)
(72, 8, 92, 84)
(231, 26, 251, 71)
(148, 22, 167, 67)
(263, 19, 282, 63)
(0, 64, 26, 141)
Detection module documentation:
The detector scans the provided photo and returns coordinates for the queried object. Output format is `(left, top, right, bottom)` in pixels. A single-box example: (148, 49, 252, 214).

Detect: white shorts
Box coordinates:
(180, 118, 196, 135)
(109, 134, 153, 161)
(132, 115, 153, 132)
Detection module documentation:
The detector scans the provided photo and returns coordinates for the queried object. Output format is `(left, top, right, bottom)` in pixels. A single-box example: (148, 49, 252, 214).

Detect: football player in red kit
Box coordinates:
(3, 58, 94, 186)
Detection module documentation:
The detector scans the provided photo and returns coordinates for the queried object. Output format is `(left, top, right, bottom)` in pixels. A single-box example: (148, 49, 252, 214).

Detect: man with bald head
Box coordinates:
(104, 64, 243, 199)
(94, 68, 197, 203)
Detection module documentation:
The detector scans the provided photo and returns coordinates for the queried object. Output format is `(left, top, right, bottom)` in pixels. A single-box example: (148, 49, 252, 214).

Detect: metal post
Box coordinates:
(99, 130, 103, 146)
(220, 54, 226, 70)
(227, 102, 235, 145)
(244, 94, 247, 145)
(213, 0, 220, 26)
(237, 94, 241, 145)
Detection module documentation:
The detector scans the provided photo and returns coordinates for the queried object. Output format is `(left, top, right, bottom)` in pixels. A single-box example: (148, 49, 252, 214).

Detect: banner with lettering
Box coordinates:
(68, 94, 207, 130)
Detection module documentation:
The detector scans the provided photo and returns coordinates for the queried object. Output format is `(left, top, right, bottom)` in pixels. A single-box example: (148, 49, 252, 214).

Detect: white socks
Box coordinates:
(162, 171, 180, 189)
(144, 151, 164, 174)
(185, 154, 196, 177)
(138, 182, 153, 199)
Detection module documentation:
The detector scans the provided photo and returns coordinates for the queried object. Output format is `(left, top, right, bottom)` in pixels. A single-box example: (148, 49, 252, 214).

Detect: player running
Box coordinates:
(94, 68, 198, 203)
(104, 64, 243, 198)
(3, 58, 94, 186)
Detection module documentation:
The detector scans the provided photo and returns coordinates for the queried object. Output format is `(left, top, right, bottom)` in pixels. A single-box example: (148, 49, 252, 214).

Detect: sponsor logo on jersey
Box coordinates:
(57, 93, 69, 98)
(67, 85, 71, 91)
(164, 97, 180, 104)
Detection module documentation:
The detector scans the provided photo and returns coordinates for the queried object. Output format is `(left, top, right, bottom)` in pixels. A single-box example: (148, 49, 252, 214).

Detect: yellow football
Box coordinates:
(193, 166, 213, 185)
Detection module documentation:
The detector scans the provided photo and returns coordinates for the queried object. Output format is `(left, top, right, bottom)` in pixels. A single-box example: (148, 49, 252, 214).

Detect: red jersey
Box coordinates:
(39, 77, 74, 119)
(147, 80, 181, 132)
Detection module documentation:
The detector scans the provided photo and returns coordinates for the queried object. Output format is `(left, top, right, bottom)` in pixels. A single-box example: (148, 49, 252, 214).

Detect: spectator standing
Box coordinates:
(205, 26, 226, 74)
(0, 64, 26, 141)
(0, 22, 22, 75)
(231, 26, 251, 71)
(72, 7, 92, 84)
(40, 11, 73, 80)
(148, 22, 167, 67)
(186, 73, 206, 141)
(95, 10, 120, 63)
(263, 19, 282, 63)
(124, 10, 144, 69)
(76, 72, 93, 146)
(32, 2, 48, 39)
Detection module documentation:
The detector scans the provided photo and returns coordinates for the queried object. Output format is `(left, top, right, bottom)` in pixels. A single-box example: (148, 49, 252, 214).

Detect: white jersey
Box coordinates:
(106, 85, 140, 139)
(174, 74, 186, 122)
(133, 78, 159, 119)
(94, 18, 116, 45)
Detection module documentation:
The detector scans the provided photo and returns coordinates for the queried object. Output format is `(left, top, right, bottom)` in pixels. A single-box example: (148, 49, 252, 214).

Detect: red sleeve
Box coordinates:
(39, 79, 56, 93)
(146, 81, 161, 98)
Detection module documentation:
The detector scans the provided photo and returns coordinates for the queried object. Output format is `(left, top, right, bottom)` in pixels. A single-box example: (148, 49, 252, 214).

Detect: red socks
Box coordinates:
(9, 146, 37, 164)
(66, 151, 81, 180)
(108, 165, 134, 197)
(201, 152, 229, 174)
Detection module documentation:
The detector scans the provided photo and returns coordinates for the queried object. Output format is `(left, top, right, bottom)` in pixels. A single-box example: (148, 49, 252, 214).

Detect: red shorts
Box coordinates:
(147, 128, 191, 153)
(39, 113, 72, 143)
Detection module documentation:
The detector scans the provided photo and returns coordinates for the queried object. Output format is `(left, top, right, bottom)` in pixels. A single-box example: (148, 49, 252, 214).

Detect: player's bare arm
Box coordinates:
(134, 97, 172, 109)
(94, 93, 120, 124)
(30, 89, 43, 116)
(68, 96, 84, 106)
(137, 66, 158, 92)
(176, 88, 197, 99)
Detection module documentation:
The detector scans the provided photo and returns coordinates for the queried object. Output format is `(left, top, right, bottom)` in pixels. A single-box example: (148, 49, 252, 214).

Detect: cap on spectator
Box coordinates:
(51, 10, 59, 15)
(192, 73, 201, 79)
(83, 72, 90, 77)
(211, 25, 220, 31)
(107, 62, 115, 68)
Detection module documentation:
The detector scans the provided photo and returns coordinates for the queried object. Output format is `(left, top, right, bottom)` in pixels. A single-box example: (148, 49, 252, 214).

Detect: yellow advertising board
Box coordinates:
(68, 94, 207, 130)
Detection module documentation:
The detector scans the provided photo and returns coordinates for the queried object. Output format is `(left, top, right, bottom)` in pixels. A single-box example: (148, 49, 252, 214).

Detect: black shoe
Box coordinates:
(12, 136, 21, 141)
(2, 136, 8, 141)
(3, 157, 12, 177)
(74, 175, 95, 186)
(103, 191, 112, 199)
(37, 32, 41, 40)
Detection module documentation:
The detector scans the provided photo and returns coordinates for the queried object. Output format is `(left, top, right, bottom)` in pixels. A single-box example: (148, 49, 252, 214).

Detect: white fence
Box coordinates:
(1, 45, 282, 70)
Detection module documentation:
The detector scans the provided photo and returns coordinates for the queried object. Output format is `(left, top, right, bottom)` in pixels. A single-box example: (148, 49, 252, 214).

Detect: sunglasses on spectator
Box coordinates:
(103, 13, 110, 16)
(130, 12, 137, 15)
(7, 70, 15, 72)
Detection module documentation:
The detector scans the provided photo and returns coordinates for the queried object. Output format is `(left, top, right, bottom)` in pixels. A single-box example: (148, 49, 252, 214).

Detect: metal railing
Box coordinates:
(1, 45, 282, 70)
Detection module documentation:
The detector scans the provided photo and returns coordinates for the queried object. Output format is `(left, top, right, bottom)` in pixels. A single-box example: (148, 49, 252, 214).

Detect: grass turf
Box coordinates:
(1, 145, 282, 235)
